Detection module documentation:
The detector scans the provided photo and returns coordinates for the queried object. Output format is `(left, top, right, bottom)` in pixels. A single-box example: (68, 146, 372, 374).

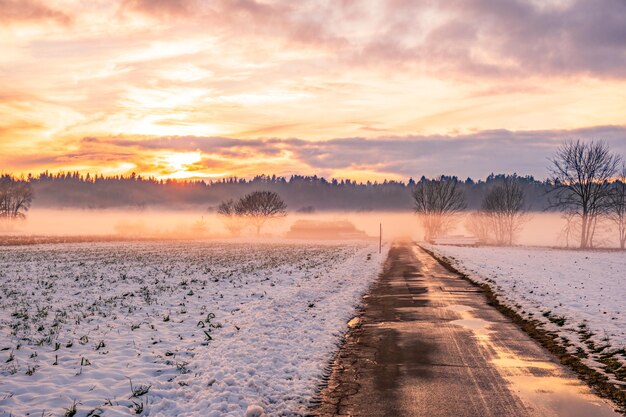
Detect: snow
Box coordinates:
(0, 241, 387, 416)
(428, 244, 626, 381)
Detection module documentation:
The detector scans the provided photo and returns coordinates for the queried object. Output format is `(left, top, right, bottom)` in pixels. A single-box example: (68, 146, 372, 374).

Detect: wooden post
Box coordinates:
(379, 223, 382, 254)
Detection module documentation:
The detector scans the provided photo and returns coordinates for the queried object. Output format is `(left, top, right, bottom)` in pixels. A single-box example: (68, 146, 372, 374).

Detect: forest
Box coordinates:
(10, 172, 551, 212)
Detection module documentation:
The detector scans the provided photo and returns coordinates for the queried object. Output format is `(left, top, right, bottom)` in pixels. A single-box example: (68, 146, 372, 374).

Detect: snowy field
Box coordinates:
(429, 245, 626, 384)
(0, 241, 386, 417)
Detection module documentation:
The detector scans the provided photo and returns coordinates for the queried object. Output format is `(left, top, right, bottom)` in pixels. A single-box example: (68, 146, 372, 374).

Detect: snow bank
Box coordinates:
(0, 241, 387, 416)
(428, 245, 626, 382)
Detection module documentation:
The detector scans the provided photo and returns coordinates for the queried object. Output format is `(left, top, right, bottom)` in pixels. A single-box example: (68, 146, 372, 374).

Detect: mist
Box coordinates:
(2, 208, 623, 249)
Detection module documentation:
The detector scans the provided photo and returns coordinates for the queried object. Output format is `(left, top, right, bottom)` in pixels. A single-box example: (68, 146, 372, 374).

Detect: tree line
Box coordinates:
(11, 171, 550, 212)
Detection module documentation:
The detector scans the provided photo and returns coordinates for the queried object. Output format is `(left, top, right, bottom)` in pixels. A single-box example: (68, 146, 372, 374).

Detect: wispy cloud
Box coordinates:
(0, 0, 72, 25)
(112, 0, 626, 78)
(119, 0, 196, 19)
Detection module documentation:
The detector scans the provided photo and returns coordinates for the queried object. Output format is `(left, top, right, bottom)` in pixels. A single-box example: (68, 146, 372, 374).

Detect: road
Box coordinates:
(310, 242, 621, 417)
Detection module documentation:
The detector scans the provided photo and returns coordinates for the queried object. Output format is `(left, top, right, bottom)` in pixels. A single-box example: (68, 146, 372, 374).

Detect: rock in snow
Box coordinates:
(245, 404, 266, 417)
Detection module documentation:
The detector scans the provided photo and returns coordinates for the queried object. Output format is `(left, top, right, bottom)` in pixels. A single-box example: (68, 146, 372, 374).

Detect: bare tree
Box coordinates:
(235, 191, 287, 235)
(482, 178, 528, 246)
(0, 176, 34, 220)
(548, 140, 620, 249)
(465, 211, 492, 244)
(412, 177, 466, 242)
(608, 164, 626, 250)
(216, 199, 244, 236)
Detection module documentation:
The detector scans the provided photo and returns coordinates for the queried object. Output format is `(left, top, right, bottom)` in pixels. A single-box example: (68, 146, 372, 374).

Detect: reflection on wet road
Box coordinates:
(445, 301, 616, 417)
(311, 242, 621, 417)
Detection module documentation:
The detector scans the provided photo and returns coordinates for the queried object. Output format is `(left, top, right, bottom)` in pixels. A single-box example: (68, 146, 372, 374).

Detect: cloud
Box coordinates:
(119, 0, 196, 19)
(34, 125, 624, 180)
(3, 0, 626, 175)
(342, 0, 626, 78)
(114, 0, 626, 79)
(291, 125, 626, 178)
(0, 0, 72, 25)
(84, 136, 276, 155)
(118, 0, 349, 50)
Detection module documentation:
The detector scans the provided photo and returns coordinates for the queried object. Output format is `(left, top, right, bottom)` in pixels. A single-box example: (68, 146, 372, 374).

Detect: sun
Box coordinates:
(159, 151, 203, 178)
(165, 152, 202, 169)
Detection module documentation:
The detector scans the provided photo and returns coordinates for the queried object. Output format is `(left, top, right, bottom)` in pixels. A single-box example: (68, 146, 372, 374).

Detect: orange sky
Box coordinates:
(1, 0, 626, 181)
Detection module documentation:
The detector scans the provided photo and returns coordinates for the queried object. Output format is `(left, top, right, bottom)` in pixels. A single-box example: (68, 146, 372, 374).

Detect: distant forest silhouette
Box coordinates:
(16, 172, 552, 212)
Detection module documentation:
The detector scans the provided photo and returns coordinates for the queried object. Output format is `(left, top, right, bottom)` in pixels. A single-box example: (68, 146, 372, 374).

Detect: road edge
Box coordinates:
(420, 245, 626, 415)
(306, 245, 394, 416)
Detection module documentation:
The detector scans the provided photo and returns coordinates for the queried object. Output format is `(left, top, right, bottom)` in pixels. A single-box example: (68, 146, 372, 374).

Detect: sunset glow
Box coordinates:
(1, 0, 626, 180)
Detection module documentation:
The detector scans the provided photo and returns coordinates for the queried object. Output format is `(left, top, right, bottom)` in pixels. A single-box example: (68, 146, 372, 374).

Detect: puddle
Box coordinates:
(450, 318, 492, 335)
(489, 343, 621, 416)
(447, 304, 492, 337)
(441, 286, 482, 293)
(506, 375, 620, 417)
(446, 304, 474, 313)
(491, 354, 554, 370)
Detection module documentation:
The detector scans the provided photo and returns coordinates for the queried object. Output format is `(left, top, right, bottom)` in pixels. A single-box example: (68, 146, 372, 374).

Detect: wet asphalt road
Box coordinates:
(311, 242, 621, 417)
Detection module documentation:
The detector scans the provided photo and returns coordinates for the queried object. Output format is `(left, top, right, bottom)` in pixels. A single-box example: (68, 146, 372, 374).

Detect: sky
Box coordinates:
(1, 0, 626, 181)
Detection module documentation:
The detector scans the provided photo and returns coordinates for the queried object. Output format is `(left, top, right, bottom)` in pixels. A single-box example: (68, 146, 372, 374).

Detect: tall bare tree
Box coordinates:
(235, 191, 287, 235)
(482, 178, 528, 246)
(548, 140, 620, 249)
(412, 176, 466, 242)
(0, 176, 34, 220)
(608, 164, 626, 250)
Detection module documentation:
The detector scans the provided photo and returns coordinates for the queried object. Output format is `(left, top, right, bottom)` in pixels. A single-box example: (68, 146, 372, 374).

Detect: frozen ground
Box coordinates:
(0, 241, 386, 417)
(428, 244, 626, 384)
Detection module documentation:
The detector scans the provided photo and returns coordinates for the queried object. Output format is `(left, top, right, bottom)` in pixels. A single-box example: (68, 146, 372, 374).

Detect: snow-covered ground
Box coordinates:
(0, 241, 387, 417)
(428, 245, 626, 384)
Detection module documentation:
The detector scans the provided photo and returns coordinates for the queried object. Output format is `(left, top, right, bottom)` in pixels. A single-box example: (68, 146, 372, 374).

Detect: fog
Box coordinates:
(3, 209, 409, 240)
(2, 208, 623, 249)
